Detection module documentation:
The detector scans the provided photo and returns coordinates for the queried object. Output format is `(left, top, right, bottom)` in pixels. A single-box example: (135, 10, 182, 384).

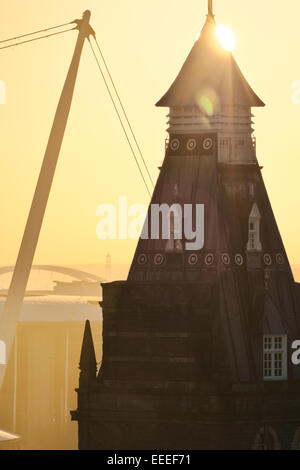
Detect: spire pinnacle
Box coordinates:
(79, 320, 97, 386)
(208, 0, 213, 17)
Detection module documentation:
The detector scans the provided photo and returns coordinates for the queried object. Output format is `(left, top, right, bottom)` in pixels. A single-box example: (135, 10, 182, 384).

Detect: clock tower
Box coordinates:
(72, 3, 300, 449)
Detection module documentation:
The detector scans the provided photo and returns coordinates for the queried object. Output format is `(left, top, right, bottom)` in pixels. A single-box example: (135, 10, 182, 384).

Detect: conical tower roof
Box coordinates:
(79, 320, 97, 371)
(156, 12, 264, 108)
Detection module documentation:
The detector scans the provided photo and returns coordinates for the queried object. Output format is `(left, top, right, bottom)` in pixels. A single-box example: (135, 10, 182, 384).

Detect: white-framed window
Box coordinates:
(247, 203, 262, 251)
(263, 335, 287, 381)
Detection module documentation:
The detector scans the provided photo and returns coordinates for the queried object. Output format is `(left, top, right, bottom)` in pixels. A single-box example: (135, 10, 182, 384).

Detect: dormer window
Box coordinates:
(247, 203, 262, 251)
(249, 222, 255, 249)
(263, 335, 287, 381)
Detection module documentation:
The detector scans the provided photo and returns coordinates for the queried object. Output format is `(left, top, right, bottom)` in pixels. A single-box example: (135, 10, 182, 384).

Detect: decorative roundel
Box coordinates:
(188, 254, 198, 266)
(205, 253, 215, 266)
(186, 138, 197, 151)
(276, 253, 285, 265)
(170, 138, 180, 151)
(154, 253, 165, 266)
(235, 254, 244, 266)
(203, 137, 213, 150)
(263, 253, 272, 266)
(137, 254, 147, 265)
(221, 253, 231, 265)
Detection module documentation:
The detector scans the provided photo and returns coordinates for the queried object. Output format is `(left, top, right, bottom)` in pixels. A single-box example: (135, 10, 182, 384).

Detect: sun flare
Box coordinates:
(216, 24, 235, 51)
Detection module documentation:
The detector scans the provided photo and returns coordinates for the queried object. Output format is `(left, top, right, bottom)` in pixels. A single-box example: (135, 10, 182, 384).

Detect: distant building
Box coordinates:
(0, 296, 101, 450)
(52, 280, 102, 297)
(72, 7, 300, 449)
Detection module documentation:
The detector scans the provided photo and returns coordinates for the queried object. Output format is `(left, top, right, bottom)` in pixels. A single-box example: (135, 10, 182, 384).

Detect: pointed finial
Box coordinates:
(208, 0, 213, 17)
(79, 320, 97, 386)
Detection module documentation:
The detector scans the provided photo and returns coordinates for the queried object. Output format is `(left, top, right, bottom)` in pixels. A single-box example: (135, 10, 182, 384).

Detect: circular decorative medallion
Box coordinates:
(235, 254, 244, 266)
(170, 138, 180, 151)
(203, 137, 213, 150)
(276, 253, 285, 265)
(186, 138, 197, 151)
(205, 253, 215, 266)
(263, 253, 272, 266)
(137, 254, 147, 265)
(154, 253, 165, 266)
(221, 253, 231, 265)
(188, 253, 198, 266)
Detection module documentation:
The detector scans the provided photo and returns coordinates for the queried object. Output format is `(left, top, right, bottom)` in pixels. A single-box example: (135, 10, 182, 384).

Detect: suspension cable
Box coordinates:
(0, 28, 76, 51)
(88, 38, 152, 198)
(0, 19, 153, 196)
(0, 22, 74, 44)
(92, 36, 154, 188)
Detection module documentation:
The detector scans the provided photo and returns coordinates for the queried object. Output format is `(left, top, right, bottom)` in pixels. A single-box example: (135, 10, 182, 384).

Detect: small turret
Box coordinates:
(155, 3, 264, 164)
(79, 320, 97, 387)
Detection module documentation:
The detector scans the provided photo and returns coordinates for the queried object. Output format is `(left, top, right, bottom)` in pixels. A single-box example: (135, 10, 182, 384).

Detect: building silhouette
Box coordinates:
(72, 8, 300, 449)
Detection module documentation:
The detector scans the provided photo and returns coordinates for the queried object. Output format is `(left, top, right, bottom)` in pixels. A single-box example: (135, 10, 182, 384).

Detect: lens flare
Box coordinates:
(196, 87, 220, 117)
(194, 31, 201, 43)
(216, 24, 235, 51)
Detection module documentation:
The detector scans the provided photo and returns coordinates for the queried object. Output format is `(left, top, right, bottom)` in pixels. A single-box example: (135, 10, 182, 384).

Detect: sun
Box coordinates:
(216, 24, 235, 51)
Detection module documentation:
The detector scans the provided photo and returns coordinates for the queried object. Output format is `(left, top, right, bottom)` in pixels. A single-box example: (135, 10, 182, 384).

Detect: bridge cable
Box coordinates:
(0, 22, 74, 44)
(0, 21, 153, 197)
(0, 27, 76, 51)
(92, 35, 155, 188)
(88, 38, 152, 198)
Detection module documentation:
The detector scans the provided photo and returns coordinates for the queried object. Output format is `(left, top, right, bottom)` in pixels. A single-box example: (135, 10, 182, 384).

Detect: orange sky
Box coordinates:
(0, 0, 300, 268)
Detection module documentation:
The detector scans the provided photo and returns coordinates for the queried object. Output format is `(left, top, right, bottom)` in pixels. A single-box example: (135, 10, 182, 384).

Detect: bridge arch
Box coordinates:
(0, 265, 105, 282)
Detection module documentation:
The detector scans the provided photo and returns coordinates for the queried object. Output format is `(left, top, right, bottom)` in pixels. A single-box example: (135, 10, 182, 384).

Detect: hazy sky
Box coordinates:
(0, 0, 300, 267)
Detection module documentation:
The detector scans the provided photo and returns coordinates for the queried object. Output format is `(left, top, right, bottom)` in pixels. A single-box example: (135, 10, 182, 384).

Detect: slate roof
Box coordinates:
(127, 138, 300, 382)
(156, 15, 265, 108)
(128, 12, 299, 384)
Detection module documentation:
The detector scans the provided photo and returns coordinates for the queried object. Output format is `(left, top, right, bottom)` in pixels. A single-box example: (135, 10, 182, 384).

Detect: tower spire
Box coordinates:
(79, 320, 97, 386)
(208, 0, 213, 17)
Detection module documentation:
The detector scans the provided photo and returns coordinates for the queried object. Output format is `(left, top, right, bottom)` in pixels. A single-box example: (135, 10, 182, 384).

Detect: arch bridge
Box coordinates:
(0, 265, 105, 282)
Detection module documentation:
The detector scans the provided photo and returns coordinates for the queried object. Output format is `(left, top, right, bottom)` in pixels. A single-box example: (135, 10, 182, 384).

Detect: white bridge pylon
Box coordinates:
(0, 10, 93, 389)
